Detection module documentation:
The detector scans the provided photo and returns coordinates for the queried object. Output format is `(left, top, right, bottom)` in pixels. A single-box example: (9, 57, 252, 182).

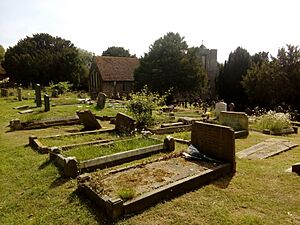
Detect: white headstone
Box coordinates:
(215, 101, 227, 118)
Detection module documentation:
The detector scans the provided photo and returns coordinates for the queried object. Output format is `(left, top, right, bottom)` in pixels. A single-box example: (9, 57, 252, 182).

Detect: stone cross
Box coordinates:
(35, 84, 42, 107)
(44, 94, 50, 112)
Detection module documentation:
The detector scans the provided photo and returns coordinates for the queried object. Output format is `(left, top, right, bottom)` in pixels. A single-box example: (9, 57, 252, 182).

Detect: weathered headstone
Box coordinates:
(76, 109, 102, 130)
(96, 92, 107, 109)
(1, 88, 8, 97)
(215, 101, 227, 118)
(191, 122, 235, 172)
(51, 89, 59, 98)
(115, 112, 136, 134)
(44, 94, 50, 112)
(35, 84, 42, 107)
(17, 87, 22, 101)
(228, 103, 235, 111)
(219, 111, 249, 132)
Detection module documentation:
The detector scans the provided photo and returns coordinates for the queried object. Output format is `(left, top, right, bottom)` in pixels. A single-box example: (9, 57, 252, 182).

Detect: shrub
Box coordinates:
(125, 86, 166, 128)
(48, 81, 73, 94)
(253, 111, 291, 133)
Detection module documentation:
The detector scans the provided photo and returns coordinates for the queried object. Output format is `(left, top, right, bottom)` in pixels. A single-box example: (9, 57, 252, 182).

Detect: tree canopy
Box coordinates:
(3, 33, 81, 86)
(134, 32, 207, 100)
(0, 45, 5, 62)
(242, 45, 300, 110)
(218, 47, 251, 108)
(102, 46, 135, 57)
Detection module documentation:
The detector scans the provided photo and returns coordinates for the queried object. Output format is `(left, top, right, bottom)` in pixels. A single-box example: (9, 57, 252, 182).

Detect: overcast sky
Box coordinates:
(0, 0, 299, 63)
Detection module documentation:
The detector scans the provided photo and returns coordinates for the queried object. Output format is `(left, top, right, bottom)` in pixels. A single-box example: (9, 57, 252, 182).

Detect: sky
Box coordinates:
(0, 0, 299, 63)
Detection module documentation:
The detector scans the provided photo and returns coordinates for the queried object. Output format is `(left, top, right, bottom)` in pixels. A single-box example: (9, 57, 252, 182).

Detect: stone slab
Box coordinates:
(77, 109, 102, 130)
(191, 122, 235, 171)
(19, 109, 34, 114)
(13, 105, 29, 110)
(115, 113, 136, 134)
(237, 138, 298, 159)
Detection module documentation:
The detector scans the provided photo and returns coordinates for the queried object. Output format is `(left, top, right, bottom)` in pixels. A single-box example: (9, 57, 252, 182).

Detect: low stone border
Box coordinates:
(29, 128, 115, 153)
(250, 127, 298, 135)
(78, 161, 231, 220)
(148, 124, 192, 134)
(10, 116, 81, 131)
(49, 137, 175, 177)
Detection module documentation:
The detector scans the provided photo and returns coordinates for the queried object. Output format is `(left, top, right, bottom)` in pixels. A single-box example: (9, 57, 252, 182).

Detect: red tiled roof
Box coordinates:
(94, 56, 139, 81)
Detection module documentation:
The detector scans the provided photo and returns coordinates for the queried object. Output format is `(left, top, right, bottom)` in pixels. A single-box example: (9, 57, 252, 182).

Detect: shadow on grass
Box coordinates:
(211, 173, 234, 189)
(49, 175, 70, 189)
(70, 189, 113, 225)
(39, 159, 52, 169)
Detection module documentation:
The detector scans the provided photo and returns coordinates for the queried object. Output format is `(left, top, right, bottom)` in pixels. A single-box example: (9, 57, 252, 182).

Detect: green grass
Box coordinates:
(62, 136, 161, 161)
(0, 93, 300, 224)
(40, 131, 117, 147)
(117, 187, 136, 200)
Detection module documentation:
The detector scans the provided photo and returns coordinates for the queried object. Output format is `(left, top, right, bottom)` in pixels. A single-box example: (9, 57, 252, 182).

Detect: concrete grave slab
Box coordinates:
(237, 138, 298, 159)
(77, 109, 102, 130)
(13, 105, 29, 110)
(19, 109, 34, 114)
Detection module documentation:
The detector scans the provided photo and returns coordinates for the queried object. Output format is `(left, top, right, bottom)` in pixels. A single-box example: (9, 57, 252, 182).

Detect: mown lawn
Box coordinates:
(0, 94, 299, 224)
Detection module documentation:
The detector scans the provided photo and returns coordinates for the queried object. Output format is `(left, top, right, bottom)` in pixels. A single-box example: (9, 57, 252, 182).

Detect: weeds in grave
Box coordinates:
(253, 111, 291, 133)
(62, 136, 162, 161)
(117, 187, 136, 200)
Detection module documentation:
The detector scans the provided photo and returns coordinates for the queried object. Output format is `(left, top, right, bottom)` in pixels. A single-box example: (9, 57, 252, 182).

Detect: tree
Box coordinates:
(77, 48, 94, 90)
(0, 45, 5, 62)
(134, 32, 207, 99)
(218, 47, 251, 108)
(102, 46, 135, 57)
(3, 33, 81, 86)
(242, 45, 300, 110)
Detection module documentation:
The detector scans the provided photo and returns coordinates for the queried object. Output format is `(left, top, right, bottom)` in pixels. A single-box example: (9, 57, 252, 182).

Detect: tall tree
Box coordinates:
(0, 45, 5, 62)
(102, 46, 135, 57)
(218, 47, 251, 108)
(77, 48, 94, 90)
(242, 45, 300, 110)
(134, 32, 207, 99)
(3, 33, 80, 86)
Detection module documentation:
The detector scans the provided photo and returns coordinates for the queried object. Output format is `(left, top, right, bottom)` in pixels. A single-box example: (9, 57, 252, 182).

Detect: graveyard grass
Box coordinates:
(0, 96, 300, 224)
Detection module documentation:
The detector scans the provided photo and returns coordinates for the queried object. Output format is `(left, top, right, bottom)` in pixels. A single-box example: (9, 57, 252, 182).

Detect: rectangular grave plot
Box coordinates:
(78, 154, 231, 220)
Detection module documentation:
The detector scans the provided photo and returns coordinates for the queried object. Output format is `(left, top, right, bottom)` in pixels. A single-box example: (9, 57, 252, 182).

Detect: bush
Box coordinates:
(253, 111, 291, 133)
(48, 81, 73, 95)
(125, 86, 166, 128)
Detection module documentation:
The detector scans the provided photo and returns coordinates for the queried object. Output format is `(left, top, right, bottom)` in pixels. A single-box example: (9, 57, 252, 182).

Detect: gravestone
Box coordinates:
(219, 111, 249, 132)
(96, 92, 107, 109)
(228, 103, 235, 111)
(44, 94, 50, 112)
(191, 122, 235, 172)
(35, 84, 42, 107)
(215, 101, 227, 118)
(76, 109, 102, 130)
(1, 88, 8, 97)
(51, 89, 59, 98)
(17, 87, 22, 101)
(115, 112, 136, 134)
